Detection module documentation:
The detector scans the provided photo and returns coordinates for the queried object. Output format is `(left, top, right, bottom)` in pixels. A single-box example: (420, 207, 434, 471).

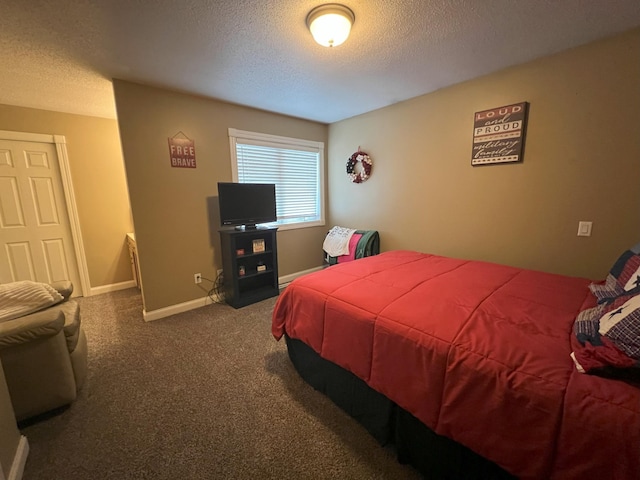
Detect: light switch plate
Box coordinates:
(577, 221, 592, 237)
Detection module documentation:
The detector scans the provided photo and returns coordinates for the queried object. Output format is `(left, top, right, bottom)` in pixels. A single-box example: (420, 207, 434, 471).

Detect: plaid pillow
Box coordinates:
(611, 249, 640, 293)
(589, 274, 623, 304)
(572, 292, 640, 374)
(573, 303, 606, 344)
(599, 293, 640, 360)
(588, 242, 640, 303)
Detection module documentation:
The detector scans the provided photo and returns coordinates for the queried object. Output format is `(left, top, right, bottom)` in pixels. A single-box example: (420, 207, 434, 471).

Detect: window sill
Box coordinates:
(270, 220, 326, 232)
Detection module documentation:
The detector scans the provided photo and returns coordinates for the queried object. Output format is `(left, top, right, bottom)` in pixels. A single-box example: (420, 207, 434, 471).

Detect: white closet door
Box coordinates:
(0, 138, 81, 288)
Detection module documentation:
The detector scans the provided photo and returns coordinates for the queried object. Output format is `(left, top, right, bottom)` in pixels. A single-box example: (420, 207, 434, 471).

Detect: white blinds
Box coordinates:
(233, 136, 323, 226)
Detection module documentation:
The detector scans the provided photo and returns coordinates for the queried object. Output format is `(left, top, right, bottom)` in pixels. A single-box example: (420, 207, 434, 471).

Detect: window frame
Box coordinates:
(228, 128, 325, 231)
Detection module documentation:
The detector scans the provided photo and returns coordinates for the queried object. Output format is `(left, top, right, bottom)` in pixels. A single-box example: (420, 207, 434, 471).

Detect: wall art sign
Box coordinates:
(471, 102, 529, 166)
(168, 132, 196, 168)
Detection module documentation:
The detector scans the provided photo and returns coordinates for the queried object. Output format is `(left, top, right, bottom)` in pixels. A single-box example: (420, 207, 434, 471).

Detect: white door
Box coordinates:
(0, 138, 82, 289)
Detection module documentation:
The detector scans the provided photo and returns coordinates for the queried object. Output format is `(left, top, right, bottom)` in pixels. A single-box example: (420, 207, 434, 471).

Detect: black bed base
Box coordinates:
(285, 335, 516, 480)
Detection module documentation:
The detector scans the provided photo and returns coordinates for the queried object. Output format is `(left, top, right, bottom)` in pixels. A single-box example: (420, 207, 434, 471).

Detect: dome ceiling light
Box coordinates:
(306, 4, 355, 48)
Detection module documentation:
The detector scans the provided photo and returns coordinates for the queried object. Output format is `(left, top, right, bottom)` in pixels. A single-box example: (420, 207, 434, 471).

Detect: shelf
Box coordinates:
(233, 285, 280, 308)
(237, 250, 272, 259)
(238, 268, 273, 280)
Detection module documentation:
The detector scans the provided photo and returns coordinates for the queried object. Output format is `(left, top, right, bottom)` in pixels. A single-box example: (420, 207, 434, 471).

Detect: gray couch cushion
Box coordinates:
(50, 280, 73, 301)
(59, 301, 81, 352)
(0, 310, 65, 348)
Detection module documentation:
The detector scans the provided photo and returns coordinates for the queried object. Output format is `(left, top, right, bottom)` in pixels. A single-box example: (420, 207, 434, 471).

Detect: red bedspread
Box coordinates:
(272, 251, 640, 480)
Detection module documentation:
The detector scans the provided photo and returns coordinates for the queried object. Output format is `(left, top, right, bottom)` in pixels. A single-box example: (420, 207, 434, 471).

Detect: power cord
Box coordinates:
(201, 271, 225, 304)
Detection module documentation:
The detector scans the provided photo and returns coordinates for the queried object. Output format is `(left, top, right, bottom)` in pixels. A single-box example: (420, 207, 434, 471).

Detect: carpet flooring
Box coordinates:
(20, 288, 420, 479)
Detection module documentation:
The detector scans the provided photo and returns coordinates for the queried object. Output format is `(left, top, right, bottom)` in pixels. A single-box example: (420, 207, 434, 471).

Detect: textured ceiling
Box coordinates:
(1, 0, 639, 123)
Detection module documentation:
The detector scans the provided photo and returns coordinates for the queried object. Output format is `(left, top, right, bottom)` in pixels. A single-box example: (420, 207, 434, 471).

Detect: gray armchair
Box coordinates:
(0, 281, 87, 421)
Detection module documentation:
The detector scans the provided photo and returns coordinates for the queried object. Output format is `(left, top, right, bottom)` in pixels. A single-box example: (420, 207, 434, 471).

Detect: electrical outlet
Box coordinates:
(194, 273, 202, 284)
(217, 269, 223, 276)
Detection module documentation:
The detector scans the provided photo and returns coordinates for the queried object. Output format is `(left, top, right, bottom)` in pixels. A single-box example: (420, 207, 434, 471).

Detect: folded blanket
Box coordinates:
(337, 233, 363, 264)
(0, 281, 64, 322)
(322, 226, 356, 257)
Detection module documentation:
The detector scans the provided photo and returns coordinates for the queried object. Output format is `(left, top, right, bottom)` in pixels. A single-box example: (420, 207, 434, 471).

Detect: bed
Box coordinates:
(272, 250, 640, 480)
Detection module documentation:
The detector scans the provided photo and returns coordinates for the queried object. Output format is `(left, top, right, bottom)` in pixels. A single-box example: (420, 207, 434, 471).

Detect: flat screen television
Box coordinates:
(218, 182, 277, 229)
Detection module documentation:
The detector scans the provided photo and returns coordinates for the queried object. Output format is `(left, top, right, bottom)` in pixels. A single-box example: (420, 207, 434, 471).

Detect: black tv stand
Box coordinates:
(219, 227, 279, 308)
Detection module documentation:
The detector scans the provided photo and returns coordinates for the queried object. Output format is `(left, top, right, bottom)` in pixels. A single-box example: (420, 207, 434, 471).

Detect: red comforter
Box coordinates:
(272, 251, 640, 480)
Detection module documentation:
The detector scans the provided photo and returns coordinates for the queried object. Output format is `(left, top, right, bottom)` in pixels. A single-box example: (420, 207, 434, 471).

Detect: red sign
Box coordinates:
(168, 137, 196, 168)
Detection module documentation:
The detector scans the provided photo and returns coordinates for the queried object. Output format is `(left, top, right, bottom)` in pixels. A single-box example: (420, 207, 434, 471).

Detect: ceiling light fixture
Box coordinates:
(306, 4, 355, 48)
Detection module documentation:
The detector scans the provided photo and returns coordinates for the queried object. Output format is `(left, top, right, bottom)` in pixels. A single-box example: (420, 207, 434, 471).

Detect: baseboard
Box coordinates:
(7, 435, 28, 480)
(143, 295, 217, 322)
(89, 280, 137, 297)
(142, 265, 323, 321)
(278, 266, 323, 286)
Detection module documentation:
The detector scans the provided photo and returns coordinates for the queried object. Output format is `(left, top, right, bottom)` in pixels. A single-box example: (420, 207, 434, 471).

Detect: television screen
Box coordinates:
(218, 182, 277, 228)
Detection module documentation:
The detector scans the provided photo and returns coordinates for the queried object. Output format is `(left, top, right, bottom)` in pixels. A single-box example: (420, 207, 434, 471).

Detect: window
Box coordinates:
(228, 128, 325, 230)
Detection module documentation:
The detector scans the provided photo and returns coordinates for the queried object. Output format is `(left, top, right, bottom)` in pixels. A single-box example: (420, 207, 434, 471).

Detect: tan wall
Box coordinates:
(0, 363, 20, 479)
(328, 28, 640, 279)
(0, 104, 134, 289)
(113, 80, 328, 312)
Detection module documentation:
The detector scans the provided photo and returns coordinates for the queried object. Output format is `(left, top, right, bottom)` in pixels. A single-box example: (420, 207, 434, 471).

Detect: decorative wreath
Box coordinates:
(346, 150, 372, 183)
